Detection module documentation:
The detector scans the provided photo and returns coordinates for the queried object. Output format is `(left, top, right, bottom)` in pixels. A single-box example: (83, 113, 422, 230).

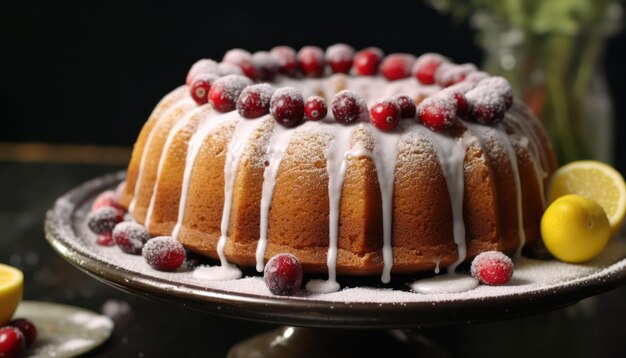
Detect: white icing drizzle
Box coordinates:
(504, 111, 546, 207)
(129, 98, 194, 212)
(434, 258, 441, 274)
(145, 106, 205, 229)
(255, 123, 294, 272)
(216, 118, 265, 277)
(346, 128, 400, 283)
(172, 111, 238, 241)
(465, 122, 526, 255)
(421, 127, 468, 273)
(305, 122, 354, 294)
(411, 273, 479, 294)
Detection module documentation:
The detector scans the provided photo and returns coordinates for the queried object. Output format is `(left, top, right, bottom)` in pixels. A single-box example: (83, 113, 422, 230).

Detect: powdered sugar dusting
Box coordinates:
(212, 75, 253, 102)
(217, 62, 244, 76)
(186, 59, 218, 85)
(435, 63, 477, 86)
(477, 76, 514, 108)
(325, 43, 355, 62)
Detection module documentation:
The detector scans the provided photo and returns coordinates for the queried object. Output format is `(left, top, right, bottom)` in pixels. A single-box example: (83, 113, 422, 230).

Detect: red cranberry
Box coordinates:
(0, 326, 25, 358)
(217, 62, 244, 76)
(236, 83, 275, 119)
(465, 87, 507, 125)
(380, 53, 416, 81)
(185, 59, 218, 86)
(440, 87, 469, 118)
(264, 253, 303, 296)
(304, 96, 328, 121)
(208, 75, 253, 113)
(393, 94, 417, 118)
(325, 43, 354, 74)
(435, 63, 477, 87)
(222, 48, 252, 66)
(471, 251, 514, 286)
(9, 319, 37, 347)
(353, 47, 384, 76)
(331, 90, 367, 124)
(297, 46, 325, 77)
(270, 87, 305, 127)
(87, 206, 124, 235)
(113, 221, 151, 255)
(369, 98, 401, 131)
(190, 73, 219, 106)
(239, 61, 259, 81)
(477, 76, 514, 109)
(417, 95, 457, 132)
(142, 236, 186, 271)
(96, 233, 115, 246)
(91, 190, 125, 212)
(251, 51, 280, 82)
(412, 53, 447, 85)
(270, 46, 298, 76)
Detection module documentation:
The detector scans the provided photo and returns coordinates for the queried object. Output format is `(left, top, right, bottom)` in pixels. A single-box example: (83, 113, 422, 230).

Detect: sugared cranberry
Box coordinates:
(96, 233, 115, 246)
(217, 62, 244, 76)
(142, 236, 186, 271)
(264, 253, 303, 296)
(87, 206, 124, 235)
(251, 51, 280, 82)
(222, 48, 252, 66)
(440, 88, 469, 118)
(380, 53, 416, 81)
(297, 46, 325, 77)
(393, 94, 417, 118)
(239, 61, 259, 81)
(0, 326, 25, 358)
(113, 222, 151, 255)
(237, 83, 275, 119)
(471, 251, 514, 286)
(190, 73, 219, 105)
(331, 90, 367, 124)
(91, 190, 124, 212)
(304, 96, 328, 121)
(185, 59, 218, 86)
(477, 76, 514, 109)
(370, 98, 401, 131)
(9, 319, 37, 347)
(353, 47, 384, 76)
(465, 87, 507, 125)
(270, 87, 305, 127)
(326, 43, 354, 74)
(270, 46, 298, 76)
(435, 63, 477, 87)
(412, 53, 447, 85)
(208, 75, 253, 113)
(417, 95, 457, 132)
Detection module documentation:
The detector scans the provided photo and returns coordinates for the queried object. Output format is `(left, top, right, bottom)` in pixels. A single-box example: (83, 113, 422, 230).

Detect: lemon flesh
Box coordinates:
(0, 263, 23, 325)
(549, 160, 626, 238)
(541, 194, 611, 263)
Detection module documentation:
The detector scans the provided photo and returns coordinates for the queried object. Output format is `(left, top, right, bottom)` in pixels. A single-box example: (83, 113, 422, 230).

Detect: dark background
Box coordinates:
(1, 1, 625, 171)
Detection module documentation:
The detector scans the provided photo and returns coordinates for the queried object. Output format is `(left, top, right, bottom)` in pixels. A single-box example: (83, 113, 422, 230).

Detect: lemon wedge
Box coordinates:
(0, 263, 23, 325)
(541, 194, 611, 263)
(548, 160, 626, 238)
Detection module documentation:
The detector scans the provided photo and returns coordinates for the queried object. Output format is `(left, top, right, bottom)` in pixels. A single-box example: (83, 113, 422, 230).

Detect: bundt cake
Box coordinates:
(118, 45, 557, 288)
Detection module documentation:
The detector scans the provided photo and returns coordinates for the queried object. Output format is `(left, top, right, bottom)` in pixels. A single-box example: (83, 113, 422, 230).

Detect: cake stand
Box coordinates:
(45, 172, 626, 356)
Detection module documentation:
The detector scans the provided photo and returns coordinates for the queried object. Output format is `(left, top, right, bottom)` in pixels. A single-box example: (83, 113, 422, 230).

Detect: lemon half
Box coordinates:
(548, 160, 626, 237)
(0, 263, 23, 325)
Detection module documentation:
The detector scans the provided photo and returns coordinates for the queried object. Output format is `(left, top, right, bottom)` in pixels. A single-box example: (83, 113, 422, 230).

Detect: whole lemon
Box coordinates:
(541, 194, 611, 263)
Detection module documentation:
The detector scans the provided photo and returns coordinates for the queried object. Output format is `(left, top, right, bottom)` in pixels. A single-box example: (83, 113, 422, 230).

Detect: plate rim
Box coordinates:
(44, 171, 626, 328)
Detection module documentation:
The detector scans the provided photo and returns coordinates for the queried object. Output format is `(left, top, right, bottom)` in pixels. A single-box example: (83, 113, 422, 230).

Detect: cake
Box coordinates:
(118, 45, 557, 287)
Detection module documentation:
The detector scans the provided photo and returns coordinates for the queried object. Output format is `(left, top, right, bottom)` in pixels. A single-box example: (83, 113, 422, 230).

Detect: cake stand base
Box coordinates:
(227, 326, 446, 358)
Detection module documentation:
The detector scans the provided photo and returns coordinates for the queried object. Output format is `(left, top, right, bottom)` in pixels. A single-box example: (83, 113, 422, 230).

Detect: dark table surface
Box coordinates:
(2, 160, 626, 357)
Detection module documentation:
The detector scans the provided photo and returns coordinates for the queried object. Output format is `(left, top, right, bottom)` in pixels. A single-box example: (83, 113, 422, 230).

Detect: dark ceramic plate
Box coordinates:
(45, 172, 626, 329)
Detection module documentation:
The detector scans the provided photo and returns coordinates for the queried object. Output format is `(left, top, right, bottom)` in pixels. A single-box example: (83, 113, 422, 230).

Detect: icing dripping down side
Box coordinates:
(216, 118, 265, 278)
(423, 127, 468, 273)
(305, 122, 354, 294)
(255, 123, 294, 272)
